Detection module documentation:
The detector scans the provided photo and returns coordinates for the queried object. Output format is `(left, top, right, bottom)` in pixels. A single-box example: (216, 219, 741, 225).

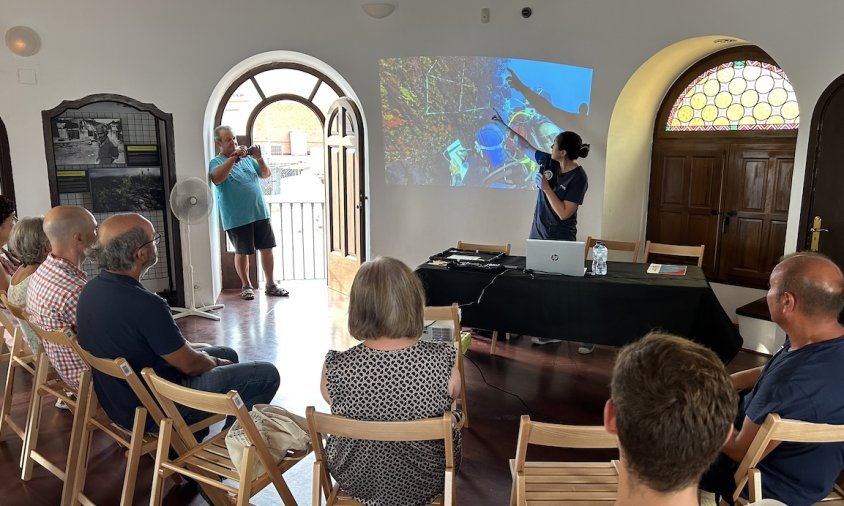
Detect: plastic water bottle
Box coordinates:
(592, 241, 608, 275)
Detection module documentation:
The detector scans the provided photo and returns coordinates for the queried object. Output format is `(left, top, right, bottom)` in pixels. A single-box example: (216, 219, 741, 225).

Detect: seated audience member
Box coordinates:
(0, 195, 21, 294)
(7, 217, 51, 353)
(320, 256, 462, 506)
(605, 333, 737, 506)
(26, 206, 97, 390)
(77, 213, 280, 432)
(701, 252, 844, 506)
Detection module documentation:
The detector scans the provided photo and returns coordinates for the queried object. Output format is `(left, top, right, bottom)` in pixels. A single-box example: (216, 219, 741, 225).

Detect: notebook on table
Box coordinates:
(526, 240, 587, 276)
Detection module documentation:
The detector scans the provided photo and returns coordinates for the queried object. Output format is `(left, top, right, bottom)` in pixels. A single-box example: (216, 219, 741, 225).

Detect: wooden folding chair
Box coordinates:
(69, 343, 225, 506)
(21, 321, 93, 506)
(456, 241, 513, 356)
(0, 293, 37, 465)
(643, 240, 705, 267)
(726, 413, 844, 505)
(456, 241, 511, 255)
(510, 415, 619, 506)
(424, 303, 470, 428)
(142, 367, 310, 506)
(306, 406, 456, 505)
(585, 237, 641, 263)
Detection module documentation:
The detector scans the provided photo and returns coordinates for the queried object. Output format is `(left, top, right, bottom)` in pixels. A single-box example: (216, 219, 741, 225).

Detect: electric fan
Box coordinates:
(169, 177, 224, 320)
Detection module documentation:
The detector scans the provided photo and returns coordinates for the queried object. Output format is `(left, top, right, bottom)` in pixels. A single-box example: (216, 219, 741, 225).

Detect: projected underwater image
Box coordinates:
(380, 56, 592, 189)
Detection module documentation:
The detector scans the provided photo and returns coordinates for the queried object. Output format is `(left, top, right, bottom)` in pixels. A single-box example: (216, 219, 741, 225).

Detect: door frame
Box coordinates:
(212, 60, 364, 290)
(796, 73, 844, 250)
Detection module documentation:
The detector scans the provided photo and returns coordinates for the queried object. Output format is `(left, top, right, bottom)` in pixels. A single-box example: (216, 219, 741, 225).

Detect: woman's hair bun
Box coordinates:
(579, 143, 590, 159)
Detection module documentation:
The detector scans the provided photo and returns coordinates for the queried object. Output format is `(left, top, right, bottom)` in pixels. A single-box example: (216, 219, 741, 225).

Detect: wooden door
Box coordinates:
(718, 143, 794, 286)
(325, 98, 366, 295)
(799, 75, 844, 263)
(647, 141, 725, 275)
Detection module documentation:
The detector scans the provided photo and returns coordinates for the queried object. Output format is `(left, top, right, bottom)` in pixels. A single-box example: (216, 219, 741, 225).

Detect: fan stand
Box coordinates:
(171, 221, 224, 321)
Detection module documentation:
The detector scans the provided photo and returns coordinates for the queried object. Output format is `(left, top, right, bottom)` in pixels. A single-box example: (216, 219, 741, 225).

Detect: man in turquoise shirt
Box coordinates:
(209, 125, 288, 299)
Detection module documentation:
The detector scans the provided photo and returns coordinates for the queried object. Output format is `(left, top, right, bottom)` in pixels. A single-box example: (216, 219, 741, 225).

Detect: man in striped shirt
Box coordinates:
(26, 206, 97, 390)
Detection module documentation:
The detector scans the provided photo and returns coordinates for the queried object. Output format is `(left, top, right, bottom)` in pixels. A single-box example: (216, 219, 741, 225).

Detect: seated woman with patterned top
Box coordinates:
(7, 216, 51, 353)
(320, 256, 463, 506)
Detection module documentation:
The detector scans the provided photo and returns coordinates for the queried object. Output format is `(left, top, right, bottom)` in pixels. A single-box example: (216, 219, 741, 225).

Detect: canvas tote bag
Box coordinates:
(225, 404, 310, 480)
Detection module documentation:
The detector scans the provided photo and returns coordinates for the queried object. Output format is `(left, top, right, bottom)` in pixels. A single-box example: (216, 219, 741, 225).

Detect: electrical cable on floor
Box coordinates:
(464, 352, 561, 424)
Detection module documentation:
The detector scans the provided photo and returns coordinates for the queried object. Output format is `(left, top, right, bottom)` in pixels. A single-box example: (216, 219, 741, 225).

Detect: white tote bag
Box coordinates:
(225, 404, 310, 480)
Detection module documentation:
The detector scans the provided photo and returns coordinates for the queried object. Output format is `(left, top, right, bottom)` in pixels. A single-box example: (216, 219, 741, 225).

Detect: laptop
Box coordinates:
(526, 239, 587, 276)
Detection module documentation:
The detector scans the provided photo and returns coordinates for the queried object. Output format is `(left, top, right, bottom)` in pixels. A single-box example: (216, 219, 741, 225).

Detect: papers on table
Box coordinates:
(647, 263, 688, 276)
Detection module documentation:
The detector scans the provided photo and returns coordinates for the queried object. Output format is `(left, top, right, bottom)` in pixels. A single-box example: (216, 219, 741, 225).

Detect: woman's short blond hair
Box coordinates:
(348, 256, 425, 340)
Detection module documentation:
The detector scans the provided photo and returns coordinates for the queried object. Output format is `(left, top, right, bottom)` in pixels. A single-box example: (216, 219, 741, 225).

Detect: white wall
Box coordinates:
(2, 0, 842, 308)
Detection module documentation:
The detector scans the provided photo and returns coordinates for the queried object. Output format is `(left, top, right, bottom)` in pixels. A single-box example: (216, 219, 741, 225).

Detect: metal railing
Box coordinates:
(266, 198, 326, 281)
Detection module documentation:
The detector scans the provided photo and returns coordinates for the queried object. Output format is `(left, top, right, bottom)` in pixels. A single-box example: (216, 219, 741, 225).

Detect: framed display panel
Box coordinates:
(42, 94, 185, 307)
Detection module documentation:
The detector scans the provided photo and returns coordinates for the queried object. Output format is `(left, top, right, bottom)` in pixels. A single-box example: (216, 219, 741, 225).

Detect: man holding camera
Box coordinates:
(209, 125, 288, 300)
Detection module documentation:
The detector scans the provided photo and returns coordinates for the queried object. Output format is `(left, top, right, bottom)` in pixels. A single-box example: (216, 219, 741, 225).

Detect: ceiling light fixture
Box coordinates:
(5, 26, 41, 57)
(361, 3, 397, 19)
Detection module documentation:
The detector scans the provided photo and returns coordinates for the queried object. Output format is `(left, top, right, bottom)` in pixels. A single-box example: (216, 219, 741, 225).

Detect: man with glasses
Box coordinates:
(77, 213, 280, 434)
(700, 252, 844, 505)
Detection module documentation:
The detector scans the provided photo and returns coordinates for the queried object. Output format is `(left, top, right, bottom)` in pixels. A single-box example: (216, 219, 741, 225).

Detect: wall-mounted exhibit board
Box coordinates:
(42, 94, 185, 307)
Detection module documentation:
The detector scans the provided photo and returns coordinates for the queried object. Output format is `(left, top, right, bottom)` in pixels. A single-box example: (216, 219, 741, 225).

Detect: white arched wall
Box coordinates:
(603, 36, 779, 323)
(200, 51, 368, 302)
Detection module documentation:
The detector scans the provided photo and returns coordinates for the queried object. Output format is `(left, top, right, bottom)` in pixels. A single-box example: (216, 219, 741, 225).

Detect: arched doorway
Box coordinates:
(648, 46, 799, 288)
(212, 61, 366, 291)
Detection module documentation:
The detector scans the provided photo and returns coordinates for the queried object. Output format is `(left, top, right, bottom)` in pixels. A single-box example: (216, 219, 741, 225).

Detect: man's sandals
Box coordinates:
(240, 287, 254, 300)
(265, 284, 290, 297)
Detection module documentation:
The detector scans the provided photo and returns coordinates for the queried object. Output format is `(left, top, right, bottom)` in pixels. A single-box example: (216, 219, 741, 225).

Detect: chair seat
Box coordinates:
(163, 430, 310, 496)
(512, 460, 618, 505)
(331, 486, 444, 505)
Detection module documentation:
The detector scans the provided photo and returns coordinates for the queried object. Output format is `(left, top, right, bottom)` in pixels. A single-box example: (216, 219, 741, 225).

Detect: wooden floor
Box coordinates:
(0, 280, 768, 506)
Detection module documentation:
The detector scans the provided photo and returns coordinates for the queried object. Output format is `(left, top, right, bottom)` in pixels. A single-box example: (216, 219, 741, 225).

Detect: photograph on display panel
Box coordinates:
(89, 167, 165, 213)
(51, 117, 125, 165)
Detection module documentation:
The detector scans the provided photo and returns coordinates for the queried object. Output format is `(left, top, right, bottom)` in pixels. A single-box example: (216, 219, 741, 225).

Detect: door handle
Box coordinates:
(810, 216, 829, 252)
(710, 209, 720, 216)
(726, 210, 738, 217)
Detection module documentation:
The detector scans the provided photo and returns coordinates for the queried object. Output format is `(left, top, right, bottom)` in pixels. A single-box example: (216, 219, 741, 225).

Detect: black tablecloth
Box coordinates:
(416, 257, 743, 363)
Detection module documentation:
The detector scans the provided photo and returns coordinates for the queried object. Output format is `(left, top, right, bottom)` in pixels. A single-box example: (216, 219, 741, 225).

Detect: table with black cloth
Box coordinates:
(416, 256, 743, 363)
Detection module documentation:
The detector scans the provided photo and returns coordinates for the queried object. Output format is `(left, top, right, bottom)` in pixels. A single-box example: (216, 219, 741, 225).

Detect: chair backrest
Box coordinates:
(585, 237, 641, 263)
(513, 415, 618, 473)
(306, 406, 455, 502)
(141, 367, 283, 482)
(456, 241, 510, 255)
(732, 413, 844, 502)
(643, 241, 705, 267)
(423, 303, 460, 344)
(27, 319, 78, 348)
(73, 344, 167, 424)
(1, 292, 26, 321)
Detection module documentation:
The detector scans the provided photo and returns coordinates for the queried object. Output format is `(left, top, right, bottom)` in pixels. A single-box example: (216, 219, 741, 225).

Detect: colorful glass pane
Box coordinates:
(666, 60, 799, 131)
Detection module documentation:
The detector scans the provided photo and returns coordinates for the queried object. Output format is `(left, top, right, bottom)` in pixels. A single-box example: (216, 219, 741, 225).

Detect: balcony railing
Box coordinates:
(267, 198, 326, 281)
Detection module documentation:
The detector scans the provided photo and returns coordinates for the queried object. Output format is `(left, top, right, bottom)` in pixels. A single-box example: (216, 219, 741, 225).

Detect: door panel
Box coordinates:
(718, 144, 794, 286)
(648, 142, 725, 275)
(800, 76, 844, 262)
(325, 98, 366, 295)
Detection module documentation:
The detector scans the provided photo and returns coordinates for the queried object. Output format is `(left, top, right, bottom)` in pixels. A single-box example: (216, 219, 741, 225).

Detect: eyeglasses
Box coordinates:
(138, 232, 161, 250)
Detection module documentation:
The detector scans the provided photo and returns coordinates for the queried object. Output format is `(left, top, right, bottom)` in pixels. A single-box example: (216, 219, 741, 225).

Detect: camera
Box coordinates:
(521, 7, 532, 18)
(245, 146, 255, 156)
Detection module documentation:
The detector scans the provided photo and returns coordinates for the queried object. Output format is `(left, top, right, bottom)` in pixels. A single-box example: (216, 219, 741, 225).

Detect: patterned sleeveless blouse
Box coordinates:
(324, 340, 463, 506)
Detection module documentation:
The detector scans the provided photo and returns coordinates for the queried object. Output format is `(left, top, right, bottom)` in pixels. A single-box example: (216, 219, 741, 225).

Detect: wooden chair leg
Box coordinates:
(61, 375, 92, 506)
(490, 331, 498, 355)
(119, 408, 146, 506)
(444, 469, 455, 506)
(312, 461, 322, 506)
(149, 419, 172, 506)
(0, 338, 20, 442)
(236, 446, 255, 506)
(21, 354, 48, 480)
(457, 355, 470, 428)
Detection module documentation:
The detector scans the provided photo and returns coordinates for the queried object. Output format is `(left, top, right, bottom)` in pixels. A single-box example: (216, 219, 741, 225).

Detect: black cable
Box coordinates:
(458, 270, 508, 308)
(464, 352, 561, 424)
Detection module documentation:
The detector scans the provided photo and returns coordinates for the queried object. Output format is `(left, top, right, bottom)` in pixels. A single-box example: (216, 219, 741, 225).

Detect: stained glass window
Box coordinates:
(666, 60, 798, 131)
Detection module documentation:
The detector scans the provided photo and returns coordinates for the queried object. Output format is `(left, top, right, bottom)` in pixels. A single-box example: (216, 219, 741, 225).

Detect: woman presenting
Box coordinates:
(494, 112, 590, 240)
(494, 113, 594, 350)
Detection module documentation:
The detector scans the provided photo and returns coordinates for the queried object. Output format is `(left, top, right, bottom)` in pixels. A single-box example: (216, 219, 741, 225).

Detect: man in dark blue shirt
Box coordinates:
(701, 253, 844, 505)
(77, 213, 280, 433)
